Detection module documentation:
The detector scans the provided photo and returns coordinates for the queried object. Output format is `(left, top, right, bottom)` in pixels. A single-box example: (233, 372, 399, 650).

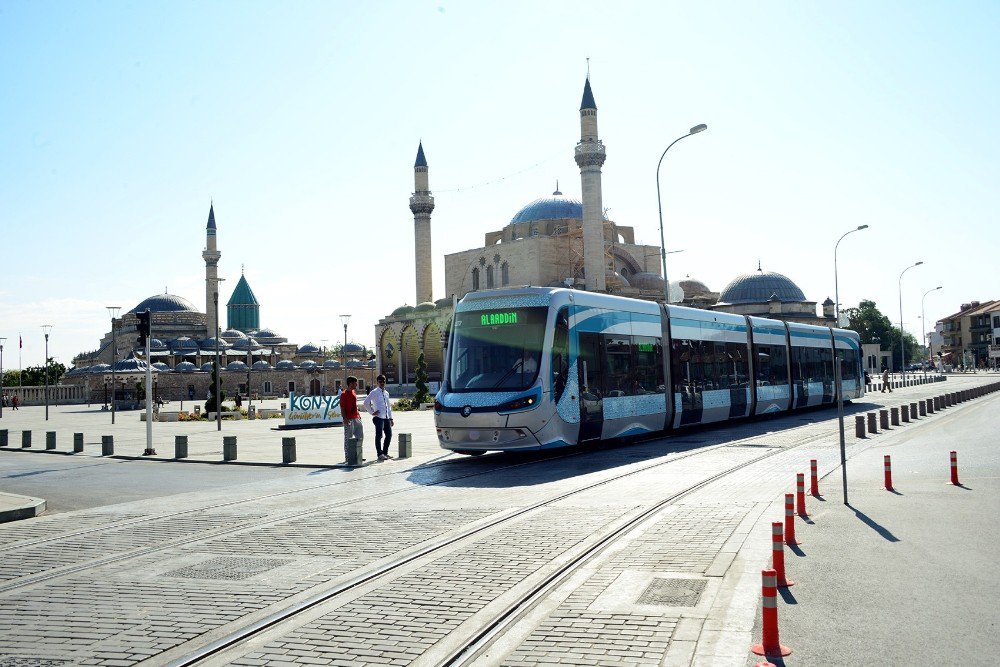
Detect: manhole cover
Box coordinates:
(636, 577, 707, 607)
(168, 556, 291, 581)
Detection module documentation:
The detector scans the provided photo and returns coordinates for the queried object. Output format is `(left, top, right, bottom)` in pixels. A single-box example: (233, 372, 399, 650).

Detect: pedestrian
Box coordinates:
(363, 374, 394, 461)
(881, 368, 892, 393)
(11, 394, 19, 410)
(234, 392, 242, 409)
(340, 376, 364, 463)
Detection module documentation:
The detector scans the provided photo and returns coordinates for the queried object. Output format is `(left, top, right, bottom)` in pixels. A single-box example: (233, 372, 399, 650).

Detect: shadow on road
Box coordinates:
(847, 503, 900, 542)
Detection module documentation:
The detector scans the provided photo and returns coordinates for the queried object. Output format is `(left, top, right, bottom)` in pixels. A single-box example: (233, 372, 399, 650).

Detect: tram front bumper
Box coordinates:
(437, 426, 540, 451)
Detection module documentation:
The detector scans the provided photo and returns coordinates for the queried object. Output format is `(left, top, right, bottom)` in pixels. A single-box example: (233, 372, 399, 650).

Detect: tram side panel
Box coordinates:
(668, 309, 753, 428)
(833, 328, 863, 400)
(748, 316, 793, 415)
(787, 322, 836, 408)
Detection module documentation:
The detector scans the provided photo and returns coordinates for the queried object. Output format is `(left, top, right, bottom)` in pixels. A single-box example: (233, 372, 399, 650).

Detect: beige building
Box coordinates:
(937, 299, 1000, 368)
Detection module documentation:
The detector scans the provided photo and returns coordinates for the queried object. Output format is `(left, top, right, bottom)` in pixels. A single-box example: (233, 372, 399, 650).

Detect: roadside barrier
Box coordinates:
(926, 398, 934, 414)
(0, 429, 7, 447)
(784, 494, 798, 545)
(867, 412, 878, 434)
(810, 459, 820, 496)
(46, 431, 56, 450)
(346, 436, 363, 466)
(223, 436, 237, 461)
(855, 415, 865, 438)
(73, 433, 84, 453)
(884, 455, 893, 491)
(750, 568, 792, 657)
(22, 430, 31, 448)
(912, 401, 922, 418)
(950, 451, 960, 486)
(901, 404, 910, 422)
(890, 407, 899, 426)
(772, 522, 793, 587)
(796, 473, 807, 517)
(398, 433, 413, 459)
(282, 437, 296, 464)
(101, 435, 114, 456)
(175, 435, 188, 459)
(879, 409, 889, 430)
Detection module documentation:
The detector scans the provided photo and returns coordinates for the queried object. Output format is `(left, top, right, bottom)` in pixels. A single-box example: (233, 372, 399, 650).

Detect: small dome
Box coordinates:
(253, 328, 281, 339)
(149, 338, 168, 350)
(88, 363, 111, 374)
(221, 328, 248, 341)
(391, 305, 414, 318)
(113, 355, 156, 373)
(169, 337, 199, 350)
(128, 293, 199, 314)
(299, 360, 318, 369)
(297, 343, 321, 354)
(343, 343, 364, 354)
(152, 362, 171, 371)
(232, 337, 262, 350)
(823, 297, 835, 306)
(201, 362, 216, 372)
(323, 360, 341, 369)
(510, 196, 584, 225)
(679, 278, 713, 298)
(718, 270, 807, 305)
(434, 297, 453, 309)
(605, 270, 631, 290)
(201, 337, 231, 350)
(415, 302, 436, 312)
(226, 361, 249, 371)
(629, 272, 665, 290)
(251, 360, 271, 370)
(275, 360, 297, 370)
(175, 361, 197, 372)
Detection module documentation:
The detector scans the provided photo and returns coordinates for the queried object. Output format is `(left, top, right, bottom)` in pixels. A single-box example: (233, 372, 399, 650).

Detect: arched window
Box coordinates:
(472, 268, 480, 291)
(486, 265, 495, 288)
(501, 262, 509, 286)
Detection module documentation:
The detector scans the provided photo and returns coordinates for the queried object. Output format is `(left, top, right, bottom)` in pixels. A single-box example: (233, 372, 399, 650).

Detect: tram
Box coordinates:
(434, 287, 863, 454)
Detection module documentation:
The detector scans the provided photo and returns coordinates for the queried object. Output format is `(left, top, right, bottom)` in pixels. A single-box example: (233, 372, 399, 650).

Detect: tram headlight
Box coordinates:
(498, 395, 537, 412)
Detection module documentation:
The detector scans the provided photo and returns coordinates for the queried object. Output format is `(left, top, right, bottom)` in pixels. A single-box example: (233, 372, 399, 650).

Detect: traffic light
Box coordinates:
(136, 310, 151, 348)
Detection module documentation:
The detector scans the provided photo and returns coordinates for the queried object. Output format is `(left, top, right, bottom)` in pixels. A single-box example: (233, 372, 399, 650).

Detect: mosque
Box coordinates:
(376, 76, 834, 386)
(65, 206, 375, 402)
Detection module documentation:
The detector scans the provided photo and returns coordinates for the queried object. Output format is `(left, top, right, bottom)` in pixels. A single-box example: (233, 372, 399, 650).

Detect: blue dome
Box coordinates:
(176, 361, 197, 372)
(226, 361, 249, 371)
(718, 271, 807, 305)
(251, 360, 271, 370)
(510, 196, 583, 225)
(169, 337, 199, 349)
(129, 294, 199, 314)
(275, 360, 297, 370)
(297, 344, 321, 354)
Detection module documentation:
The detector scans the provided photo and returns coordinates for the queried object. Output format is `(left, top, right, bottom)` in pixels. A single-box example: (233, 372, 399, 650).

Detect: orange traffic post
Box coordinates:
(750, 568, 792, 658)
(810, 459, 820, 496)
(950, 451, 960, 486)
(772, 521, 793, 588)
(796, 473, 808, 517)
(784, 493, 798, 545)
(884, 454, 893, 491)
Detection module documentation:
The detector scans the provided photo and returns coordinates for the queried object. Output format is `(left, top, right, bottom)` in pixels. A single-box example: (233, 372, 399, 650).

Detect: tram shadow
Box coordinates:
(410, 400, 882, 489)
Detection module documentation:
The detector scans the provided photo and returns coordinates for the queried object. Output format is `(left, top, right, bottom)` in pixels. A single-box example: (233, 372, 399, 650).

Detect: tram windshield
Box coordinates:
(448, 307, 547, 392)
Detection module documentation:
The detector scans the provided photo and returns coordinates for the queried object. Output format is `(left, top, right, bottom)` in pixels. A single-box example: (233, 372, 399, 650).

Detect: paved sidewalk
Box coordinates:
(0, 492, 45, 522)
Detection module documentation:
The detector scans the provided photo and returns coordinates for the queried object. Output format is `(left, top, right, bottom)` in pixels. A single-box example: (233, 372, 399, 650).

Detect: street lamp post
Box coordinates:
(832, 224, 867, 505)
(898, 261, 924, 384)
(340, 314, 351, 386)
(214, 278, 225, 432)
(922, 286, 943, 380)
(656, 124, 707, 304)
(41, 325, 53, 420)
(0, 337, 5, 419)
(106, 306, 121, 424)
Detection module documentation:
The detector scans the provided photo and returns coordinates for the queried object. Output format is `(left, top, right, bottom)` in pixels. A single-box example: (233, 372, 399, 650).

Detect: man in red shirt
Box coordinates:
(340, 376, 364, 463)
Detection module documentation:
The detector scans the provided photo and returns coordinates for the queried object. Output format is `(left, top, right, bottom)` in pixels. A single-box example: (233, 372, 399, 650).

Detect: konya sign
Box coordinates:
(284, 392, 343, 427)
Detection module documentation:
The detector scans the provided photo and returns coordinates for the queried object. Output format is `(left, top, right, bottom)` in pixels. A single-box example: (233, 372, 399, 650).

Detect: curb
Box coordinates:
(0, 492, 46, 523)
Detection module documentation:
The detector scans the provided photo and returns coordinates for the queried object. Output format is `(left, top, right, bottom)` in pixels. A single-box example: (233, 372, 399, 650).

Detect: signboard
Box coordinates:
(989, 345, 1000, 359)
(283, 392, 343, 427)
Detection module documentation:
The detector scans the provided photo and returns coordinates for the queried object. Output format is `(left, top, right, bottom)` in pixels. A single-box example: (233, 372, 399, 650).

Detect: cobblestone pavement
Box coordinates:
(0, 374, 991, 666)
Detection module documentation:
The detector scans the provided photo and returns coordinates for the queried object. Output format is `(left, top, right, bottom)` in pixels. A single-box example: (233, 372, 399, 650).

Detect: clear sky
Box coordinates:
(2, 1, 998, 367)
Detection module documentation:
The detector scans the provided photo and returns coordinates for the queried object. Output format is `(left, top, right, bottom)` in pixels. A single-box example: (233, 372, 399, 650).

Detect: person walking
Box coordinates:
(881, 368, 892, 393)
(340, 376, 364, 463)
(363, 374, 394, 461)
(11, 394, 19, 410)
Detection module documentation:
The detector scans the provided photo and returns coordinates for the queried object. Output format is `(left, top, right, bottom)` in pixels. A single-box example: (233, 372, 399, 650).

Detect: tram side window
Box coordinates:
(839, 348, 860, 381)
(632, 336, 663, 394)
(720, 341, 749, 388)
(754, 343, 789, 386)
(671, 338, 704, 393)
(791, 346, 809, 382)
(551, 308, 569, 401)
(603, 334, 632, 396)
(818, 347, 834, 384)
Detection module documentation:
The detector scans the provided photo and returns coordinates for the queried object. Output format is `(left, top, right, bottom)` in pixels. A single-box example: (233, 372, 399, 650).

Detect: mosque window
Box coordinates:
(501, 262, 509, 286)
(263, 381, 272, 394)
(530, 224, 538, 237)
(472, 268, 480, 291)
(487, 265, 495, 288)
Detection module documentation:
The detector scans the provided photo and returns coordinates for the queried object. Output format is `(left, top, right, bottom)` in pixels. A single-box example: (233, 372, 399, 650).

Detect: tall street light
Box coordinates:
(922, 286, 943, 380)
(0, 337, 6, 419)
(41, 325, 53, 420)
(214, 278, 225, 432)
(656, 124, 707, 304)
(898, 261, 924, 383)
(831, 224, 867, 505)
(340, 314, 351, 388)
(106, 306, 121, 424)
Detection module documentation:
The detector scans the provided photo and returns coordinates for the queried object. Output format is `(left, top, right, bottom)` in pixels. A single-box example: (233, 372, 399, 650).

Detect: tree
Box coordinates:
(842, 299, 921, 369)
(4, 363, 66, 387)
(204, 361, 225, 412)
(413, 352, 430, 405)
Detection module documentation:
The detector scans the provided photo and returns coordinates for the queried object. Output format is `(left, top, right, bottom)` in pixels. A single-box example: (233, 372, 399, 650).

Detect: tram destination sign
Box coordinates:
(480, 311, 519, 326)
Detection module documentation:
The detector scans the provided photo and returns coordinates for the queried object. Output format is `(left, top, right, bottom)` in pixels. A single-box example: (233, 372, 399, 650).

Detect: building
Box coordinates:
(65, 205, 375, 403)
(375, 74, 835, 387)
(937, 299, 1000, 368)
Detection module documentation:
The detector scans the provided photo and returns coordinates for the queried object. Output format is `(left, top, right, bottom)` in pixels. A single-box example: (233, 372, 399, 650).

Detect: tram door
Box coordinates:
(578, 332, 604, 441)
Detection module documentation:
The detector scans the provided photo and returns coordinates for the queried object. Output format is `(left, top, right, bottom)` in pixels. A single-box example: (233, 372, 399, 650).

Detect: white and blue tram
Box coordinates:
(434, 287, 863, 454)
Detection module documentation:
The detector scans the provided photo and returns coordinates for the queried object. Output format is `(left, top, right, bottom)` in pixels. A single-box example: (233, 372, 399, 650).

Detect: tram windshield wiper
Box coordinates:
(491, 357, 525, 389)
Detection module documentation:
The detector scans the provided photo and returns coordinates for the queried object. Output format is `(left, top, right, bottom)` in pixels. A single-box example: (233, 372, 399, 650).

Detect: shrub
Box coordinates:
(393, 397, 417, 412)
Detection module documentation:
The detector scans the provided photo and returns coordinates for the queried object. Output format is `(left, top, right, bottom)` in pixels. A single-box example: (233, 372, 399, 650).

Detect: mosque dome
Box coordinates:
(149, 338, 168, 350)
(343, 343, 364, 354)
(128, 294, 199, 314)
(297, 343, 321, 354)
(113, 355, 156, 372)
(226, 361, 249, 371)
(323, 360, 341, 369)
(201, 337, 231, 350)
(231, 337, 262, 350)
(434, 297, 453, 309)
(415, 302, 436, 312)
(152, 362, 171, 372)
(201, 362, 216, 372)
(299, 360, 318, 370)
(221, 329, 248, 341)
(253, 328, 282, 340)
(275, 360, 297, 370)
(510, 196, 584, 224)
(605, 270, 631, 290)
(175, 361, 197, 372)
(629, 272, 665, 291)
(251, 360, 271, 370)
(391, 305, 415, 318)
(718, 270, 806, 304)
(88, 363, 111, 374)
(169, 337, 199, 350)
(679, 278, 713, 298)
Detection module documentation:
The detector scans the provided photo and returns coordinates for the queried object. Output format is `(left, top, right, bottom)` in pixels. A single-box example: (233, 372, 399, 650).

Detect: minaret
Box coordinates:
(575, 76, 607, 292)
(202, 203, 222, 336)
(410, 142, 435, 304)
